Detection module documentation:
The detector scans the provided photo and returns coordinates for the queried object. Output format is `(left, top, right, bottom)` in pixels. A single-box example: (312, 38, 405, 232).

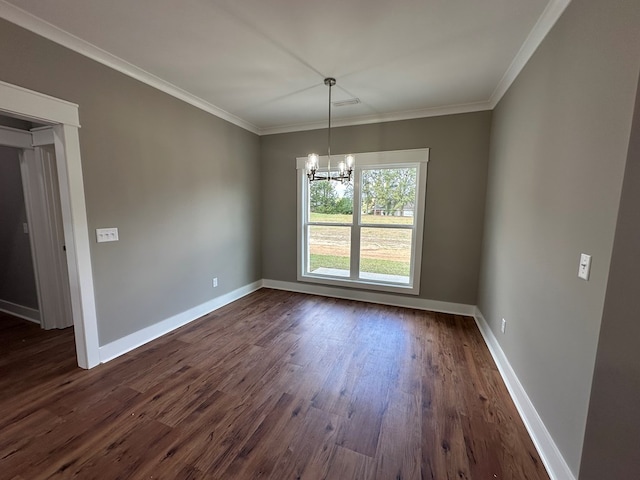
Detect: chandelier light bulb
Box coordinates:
(345, 154, 354, 168)
(307, 153, 318, 175)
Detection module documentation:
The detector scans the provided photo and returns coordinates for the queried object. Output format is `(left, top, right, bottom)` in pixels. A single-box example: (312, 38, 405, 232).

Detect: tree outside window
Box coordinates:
(298, 149, 428, 295)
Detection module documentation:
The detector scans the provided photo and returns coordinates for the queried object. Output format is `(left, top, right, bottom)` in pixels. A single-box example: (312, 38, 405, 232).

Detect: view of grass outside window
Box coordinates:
(359, 167, 416, 283)
(308, 179, 353, 276)
(308, 224, 351, 276)
(307, 167, 417, 284)
(299, 149, 428, 294)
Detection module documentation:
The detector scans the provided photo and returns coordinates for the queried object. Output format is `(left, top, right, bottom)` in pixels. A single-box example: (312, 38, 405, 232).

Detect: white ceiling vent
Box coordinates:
(332, 98, 361, 107)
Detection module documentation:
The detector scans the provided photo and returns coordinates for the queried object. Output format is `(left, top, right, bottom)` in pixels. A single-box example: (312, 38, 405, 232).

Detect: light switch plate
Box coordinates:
(96, 227, 119, 243)
(578, 253, 591, 280)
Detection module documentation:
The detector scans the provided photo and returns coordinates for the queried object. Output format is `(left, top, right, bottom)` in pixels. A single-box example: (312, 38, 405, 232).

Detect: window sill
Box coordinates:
(298, 272, 420, 296)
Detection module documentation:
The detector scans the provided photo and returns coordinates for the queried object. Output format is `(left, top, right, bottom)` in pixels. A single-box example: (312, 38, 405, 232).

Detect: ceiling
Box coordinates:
(0, 0, 569, 135)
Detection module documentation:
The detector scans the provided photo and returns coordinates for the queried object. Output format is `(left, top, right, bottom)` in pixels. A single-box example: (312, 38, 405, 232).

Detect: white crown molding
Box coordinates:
(0, 0, 569, 136)
(474, 308, 576, 480)
(0, 0, 260, 135)
(489, 0, 572, 108)
(259, 100, 492, 136)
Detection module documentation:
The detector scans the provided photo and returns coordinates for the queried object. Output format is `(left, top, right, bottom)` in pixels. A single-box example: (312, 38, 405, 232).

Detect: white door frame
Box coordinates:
(0, 80, 100, 368)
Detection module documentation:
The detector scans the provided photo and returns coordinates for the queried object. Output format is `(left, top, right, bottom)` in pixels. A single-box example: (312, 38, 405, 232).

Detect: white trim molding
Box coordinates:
(261, 101, 492, 136)
(0, 79, 79, 127)
(262, 279, 476, 316)
(0, 79, 100, 369)
(0, 1, 259, 135)
(294, 148, 430, 170)
(474, 308, 575, 480)
(0, 124, 33, 149)
(489, 0, 572, 108)
(52, 124, 101, 367)
(0, 0, 569, 136)
(296, 148, 429, 296)
(31, 126, 56, 146)
(99, 280, 263, 363)
(0, 299, 41, 324)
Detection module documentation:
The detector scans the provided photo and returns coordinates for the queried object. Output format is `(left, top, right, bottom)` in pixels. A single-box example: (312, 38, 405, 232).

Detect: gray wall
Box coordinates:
(0, 146, 39, 310)
(0, 114, 33, 130)
(0, 19, 262, 345)
(477, 0, 640, 475)
(579, 69, 640, 480)
(4, 6, 640, 474)
(261, 112, 492, 305)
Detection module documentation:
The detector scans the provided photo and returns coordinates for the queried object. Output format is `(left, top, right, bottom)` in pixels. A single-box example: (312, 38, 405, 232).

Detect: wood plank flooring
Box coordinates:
(0, 289, 549, 479)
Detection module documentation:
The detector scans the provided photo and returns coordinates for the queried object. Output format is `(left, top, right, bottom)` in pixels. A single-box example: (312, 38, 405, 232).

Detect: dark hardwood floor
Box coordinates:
(0, 289, 549, 479)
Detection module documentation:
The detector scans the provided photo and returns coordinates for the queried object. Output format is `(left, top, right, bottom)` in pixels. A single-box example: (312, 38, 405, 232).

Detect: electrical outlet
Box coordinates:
(501, 318, 507, 334)
(213, 277, 218, 288)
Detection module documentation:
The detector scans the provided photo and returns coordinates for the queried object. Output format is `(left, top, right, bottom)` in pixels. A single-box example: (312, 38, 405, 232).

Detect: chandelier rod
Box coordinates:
(325, 77, 336, 179)
(306, 78, 352, 183)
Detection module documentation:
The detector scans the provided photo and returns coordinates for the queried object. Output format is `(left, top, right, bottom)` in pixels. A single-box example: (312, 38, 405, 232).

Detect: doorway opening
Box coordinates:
(0, 142, 41, 324)
(0, 127, 74, 333)
(0, 80, 99, 368)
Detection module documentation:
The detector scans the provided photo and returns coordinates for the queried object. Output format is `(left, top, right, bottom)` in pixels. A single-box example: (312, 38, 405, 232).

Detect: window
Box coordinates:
(297, 149, 428, 294)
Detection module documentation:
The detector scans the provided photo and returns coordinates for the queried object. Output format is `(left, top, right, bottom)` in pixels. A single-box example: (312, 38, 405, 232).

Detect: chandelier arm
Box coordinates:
(308, 172, 353, 183)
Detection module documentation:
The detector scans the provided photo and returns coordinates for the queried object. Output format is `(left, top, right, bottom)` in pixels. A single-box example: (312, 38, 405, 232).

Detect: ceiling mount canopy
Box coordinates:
(306, 78, 354, 183)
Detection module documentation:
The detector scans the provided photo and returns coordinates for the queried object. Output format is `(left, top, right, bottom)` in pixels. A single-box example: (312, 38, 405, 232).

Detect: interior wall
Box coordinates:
(0, 146, 39, 311)
(0, 19, 262, 345)
(0, 114, 33, 130)
(579, 67, 640, 480)
(261, 111, 492, 305)
(476, 0, 640, 475)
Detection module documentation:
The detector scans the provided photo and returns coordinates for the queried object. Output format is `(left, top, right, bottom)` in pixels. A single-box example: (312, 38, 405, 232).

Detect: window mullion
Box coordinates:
(298, 150, 429, 295)
(350, 167, 362, 280)
(302, 172, 310, 275)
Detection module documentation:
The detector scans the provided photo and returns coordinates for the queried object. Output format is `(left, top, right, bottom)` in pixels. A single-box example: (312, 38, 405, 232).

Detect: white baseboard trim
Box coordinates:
(474, 308, 575, 480)
(0, 299, 40, 323)
(98, 280, 263, 363)
(262, 279, 475, 316)
(94, 279, 573, 479)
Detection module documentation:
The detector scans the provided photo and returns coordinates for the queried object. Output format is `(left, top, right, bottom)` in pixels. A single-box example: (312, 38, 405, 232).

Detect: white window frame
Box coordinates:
(297, 148, 429, 295)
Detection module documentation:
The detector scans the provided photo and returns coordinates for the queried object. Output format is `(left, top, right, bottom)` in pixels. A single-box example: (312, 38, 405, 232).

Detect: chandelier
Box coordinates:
(306, 78, 354, 183)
